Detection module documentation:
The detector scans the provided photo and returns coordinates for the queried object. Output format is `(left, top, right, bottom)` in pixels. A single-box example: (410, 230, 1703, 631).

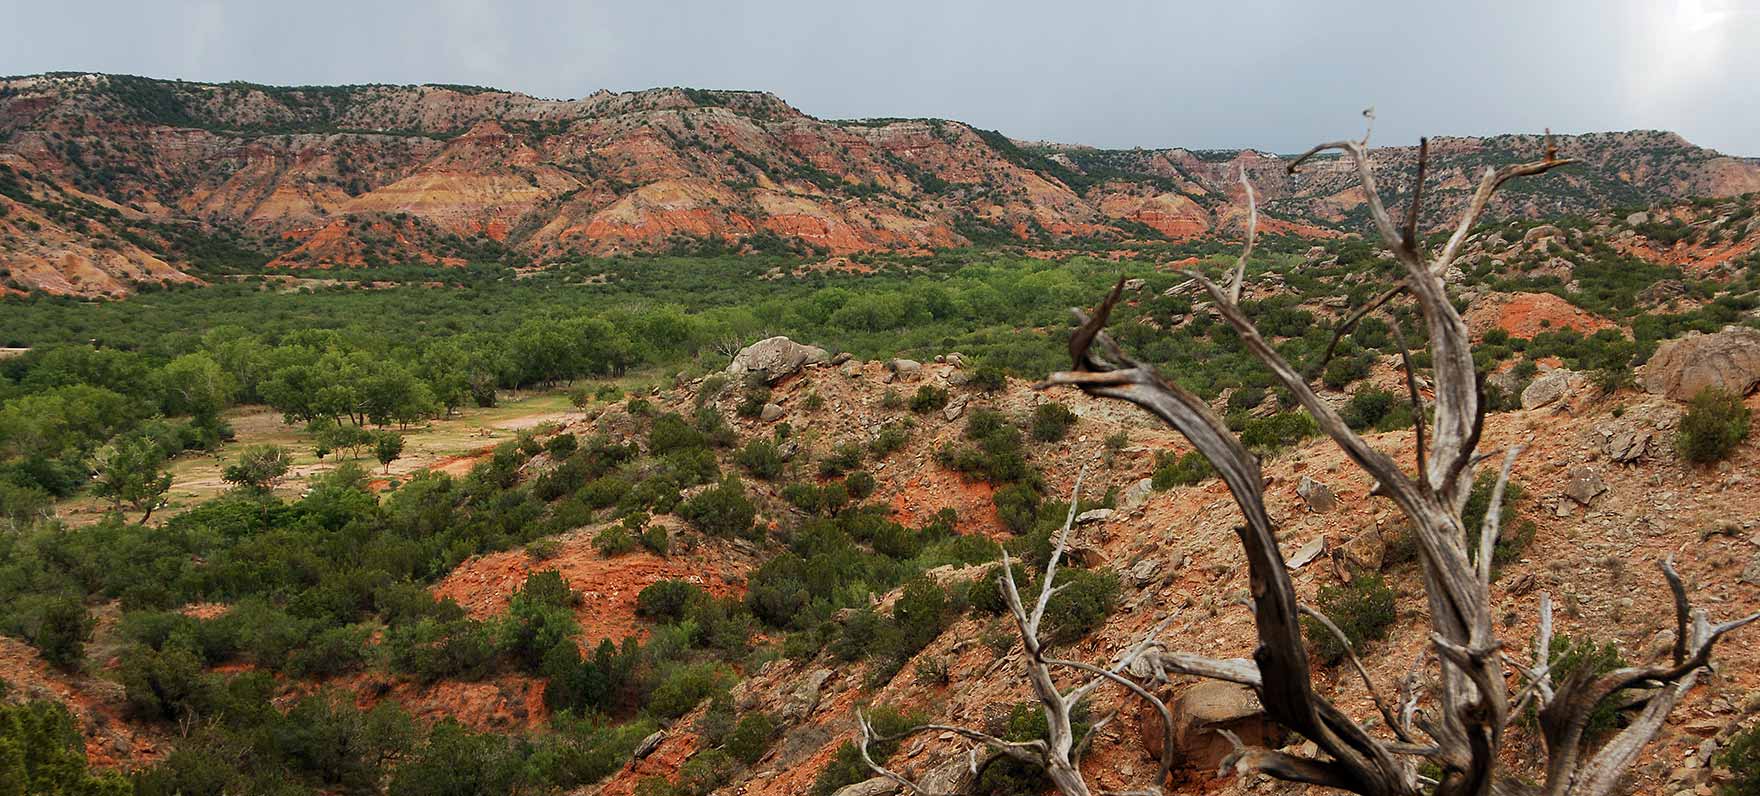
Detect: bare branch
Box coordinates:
(1309, 283, 1407, 383)
(1300, 605, 1414, 744)
(1228, 169, 1258, 304)
(1476, 446, 1522, 586)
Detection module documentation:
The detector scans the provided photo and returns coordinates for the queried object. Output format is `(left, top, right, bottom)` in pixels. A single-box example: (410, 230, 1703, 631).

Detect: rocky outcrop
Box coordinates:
(1640, 327, 1760, 401)
(727, 337, 830, 384)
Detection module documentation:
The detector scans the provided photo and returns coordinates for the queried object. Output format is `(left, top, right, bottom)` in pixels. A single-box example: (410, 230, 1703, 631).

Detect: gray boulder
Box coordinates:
(1296, 476, 1338, 513)
(728, 336, 830, 384)
(759, 403, 786, 422)
(1641, 327, 1760, 401)
(1521, 369, 1578, 410)
(780, 668, 833, 724)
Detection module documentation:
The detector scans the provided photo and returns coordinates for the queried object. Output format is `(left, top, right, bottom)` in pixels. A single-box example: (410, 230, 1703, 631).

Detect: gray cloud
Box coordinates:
(2, 0, 1754, 155)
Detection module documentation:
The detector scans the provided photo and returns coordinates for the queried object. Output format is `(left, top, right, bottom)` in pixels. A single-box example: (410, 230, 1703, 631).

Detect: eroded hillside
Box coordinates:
(3, 72, 1758, 295)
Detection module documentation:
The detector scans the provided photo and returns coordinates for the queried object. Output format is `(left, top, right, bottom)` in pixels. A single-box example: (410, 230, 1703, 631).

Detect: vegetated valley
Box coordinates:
(1, 73, 1759, 796)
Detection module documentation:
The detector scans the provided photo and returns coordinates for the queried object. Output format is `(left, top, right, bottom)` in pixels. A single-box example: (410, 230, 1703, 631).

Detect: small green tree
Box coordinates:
(90, 434, 173, 522)
(375, 432, 405, 474)
(222, 444, 291, 493)
(1678, 387, 1751, 464)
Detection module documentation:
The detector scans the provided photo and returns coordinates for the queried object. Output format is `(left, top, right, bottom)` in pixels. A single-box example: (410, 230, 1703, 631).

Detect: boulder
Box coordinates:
(941, 396, 968, 421)
(1743, 553, 1760, 587)
(831, 351, 853, 365)
(1075, 508, 1114, 525)
(633, 730, 666, 760)
(1626, 211, 1650, 226)
(1563, 467, 1607, 506)
(1523, 224, 1563, 244)
(916, 756, 975, 794)
(1119, 478, 1155, 512)
(727, 336, 830, 384)
(1332, 527, 1386, 579)
(887, 359, 923, 381)
(1640, 327, 1760, 401)
(780, 669, 833, 724)
(1521, 368, 1578, 410)
(1138, 681, 1286, 771)
(1296, 476, 1338, 513)
(1123, 278, 1147, 292)
(759, 403, 786, 422)
(832, 777, 899, 796)
(1288, 537, 1326, 570)
(1605, 426, 1657, 463)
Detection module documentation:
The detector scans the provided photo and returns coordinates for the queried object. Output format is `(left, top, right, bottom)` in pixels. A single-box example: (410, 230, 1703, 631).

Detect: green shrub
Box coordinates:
(1718, 721, 1760, 795)
(970, 365, 1007, 393)
(641, 524, 670, 556)
(1151, 449, 1213, 489)
(845, 471, 876, 500)
(1041, 568, 1118, 644)
(735, 440, 784, 480)
(677, 478, 756, 538)
(817, 443, 865, 478)
(647, 663, 732, 719)
(1236, 411, 1318, 453)
(809, 706, 921, 796)
(868, 423, 910, 458)
(1547, 634, 1628, 741)
(0, 700, 131, 795)
(908, 385, 949, 413)
(594, 525, 637, 556)
(993, 483, 1041, 533)
(1340, 387, 1396, 431)
(637, 580, 704, 622)
(1462, 471, 1532, 569)
(735, 386, 770, 419)
(1678, 387, 1750, 464)
(723, 713, 776, 764)
(890, 578, 948, 658)
(1030, 402, 1077, 442)
(1304, 574, 1396, 664)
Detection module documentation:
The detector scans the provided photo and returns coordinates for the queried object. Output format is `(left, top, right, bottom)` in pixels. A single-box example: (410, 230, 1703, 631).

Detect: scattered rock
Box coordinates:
(831, 351, 853, 365)
(727, 336, 831, 383)
(1521, 368, 1578, 410)
(1640, 326, 1760, 400)
(759, 403, 785, 422)
(1129, 558, 1161, 585)
(1563, 467, 1607, 505)
(1742, 553, 1760, 586)
(1296, 476, 1338, 513)
(942, 396, 968, 421)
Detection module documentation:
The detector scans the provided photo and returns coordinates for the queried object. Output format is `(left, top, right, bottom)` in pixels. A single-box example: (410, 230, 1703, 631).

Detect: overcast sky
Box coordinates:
(2, 0, 1754, 155)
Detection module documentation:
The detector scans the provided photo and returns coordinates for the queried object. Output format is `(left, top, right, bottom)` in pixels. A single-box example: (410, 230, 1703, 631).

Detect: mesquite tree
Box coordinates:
(860, 125, 1757, 796)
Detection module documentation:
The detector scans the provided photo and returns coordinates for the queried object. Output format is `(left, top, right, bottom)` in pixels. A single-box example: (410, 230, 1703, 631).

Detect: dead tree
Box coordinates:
(859, 124, 1757, 796)
(858, 468, 1183, 796)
